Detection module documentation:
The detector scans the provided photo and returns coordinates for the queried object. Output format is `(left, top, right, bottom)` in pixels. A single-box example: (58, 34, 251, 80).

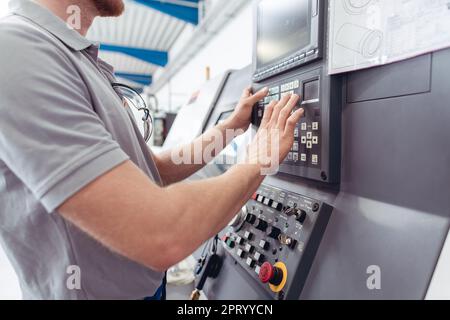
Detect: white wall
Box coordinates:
(154, 3, 253, 112)
(0, 1, 9, 17)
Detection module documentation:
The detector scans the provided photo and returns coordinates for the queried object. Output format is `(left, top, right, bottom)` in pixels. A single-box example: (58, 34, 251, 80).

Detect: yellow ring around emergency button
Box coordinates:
(269, 262, 288, 293)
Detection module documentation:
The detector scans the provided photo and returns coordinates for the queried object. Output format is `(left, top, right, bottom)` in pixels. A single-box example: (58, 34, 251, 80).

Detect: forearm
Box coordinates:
(59, 161, 264, 272)
(165, 164, 264, 247)
(155, 120, 241, 185)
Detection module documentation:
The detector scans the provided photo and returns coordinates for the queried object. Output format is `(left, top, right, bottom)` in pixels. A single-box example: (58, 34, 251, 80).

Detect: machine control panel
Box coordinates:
(221, 184, 332, 300)
(252, 65, 342, 183)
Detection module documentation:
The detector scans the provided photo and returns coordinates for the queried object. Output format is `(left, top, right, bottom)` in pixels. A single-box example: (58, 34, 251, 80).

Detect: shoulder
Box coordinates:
(0, 15, 73, 71)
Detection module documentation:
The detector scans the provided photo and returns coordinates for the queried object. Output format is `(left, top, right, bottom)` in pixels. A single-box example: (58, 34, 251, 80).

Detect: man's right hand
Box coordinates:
(246, 94, 304, 175)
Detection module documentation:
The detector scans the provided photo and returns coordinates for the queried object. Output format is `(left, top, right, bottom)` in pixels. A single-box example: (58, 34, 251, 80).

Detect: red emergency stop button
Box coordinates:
(259, 262, 283, 286)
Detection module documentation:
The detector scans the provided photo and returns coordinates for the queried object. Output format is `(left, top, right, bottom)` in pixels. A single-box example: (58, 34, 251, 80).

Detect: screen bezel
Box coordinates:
(252, 0, 324, 82)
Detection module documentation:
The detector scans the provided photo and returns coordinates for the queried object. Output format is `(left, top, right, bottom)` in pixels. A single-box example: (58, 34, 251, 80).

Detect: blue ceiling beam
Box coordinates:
(115, 72, 153, 86)
(101, 44, 168, 67)
(133, 0, 200, 25)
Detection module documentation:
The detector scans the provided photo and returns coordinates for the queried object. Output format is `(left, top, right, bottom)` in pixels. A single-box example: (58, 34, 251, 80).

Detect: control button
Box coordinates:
(294, 128, 299, 138)
(245, 243, 255, 253)
(281, 91, 292, 98)
(292, 142, 299, 152)
(244, 231, 254, 240)
(259, 262, 284, 286)
(301, 153, 307, 162)
(301, 122, 307, 131)
(266, 226, 282, 239)
(271, 201, 283, 211)
(312, 122, 319, 130)
(307, 141, 313, 149)
(237, 248, 246, 258)
(263, 198, 272, 207)
(307, 132, 313, 139)
(245, 214, 257, 225)
(293, 80, 300, 89)
(257, 107, 264, 118)
(255, 265, 261, 275)
(259, 239, 270, 250)
(226, 238, 235, 248)
(246, 258, 255, 268)
(293, 153, 299, 162)
(296, 210, 307, 224)
(288, 153, 293, 161)
(254, 218, 268, 232)
(312, 154, 319, 165)
(299, 53, 306, 59)
(269, 86, 280, 95)
(301, 136, 307, 144)
(306, 49, 316, 56)
(257, 195, 264, 203)
(236, 236, 245, 245)
(254, 251, 265, 263)
(312, 136, 319, 145)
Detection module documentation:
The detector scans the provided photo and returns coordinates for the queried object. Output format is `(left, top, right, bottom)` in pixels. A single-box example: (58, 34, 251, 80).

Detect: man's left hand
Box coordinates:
(224, 87, 269, 131)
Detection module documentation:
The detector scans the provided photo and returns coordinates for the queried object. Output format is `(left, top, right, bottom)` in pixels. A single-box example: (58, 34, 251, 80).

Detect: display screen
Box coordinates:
(256, 0, 311, 68)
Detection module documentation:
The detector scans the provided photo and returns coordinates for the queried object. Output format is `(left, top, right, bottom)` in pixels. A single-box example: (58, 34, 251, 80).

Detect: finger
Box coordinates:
(277, 94, 300, 128)
(241, 86, 252, 99)
(246, 87, 269, 105)
(269, 94, 292, 126)
(260, 100, 276, 127)
(285, 108, 305, 135)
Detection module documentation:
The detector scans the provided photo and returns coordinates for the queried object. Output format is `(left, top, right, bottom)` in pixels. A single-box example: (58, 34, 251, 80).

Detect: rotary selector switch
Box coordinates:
(266, 226, 281, 239)
(253, 218, 268, 231)
(228, 206, 248, 232)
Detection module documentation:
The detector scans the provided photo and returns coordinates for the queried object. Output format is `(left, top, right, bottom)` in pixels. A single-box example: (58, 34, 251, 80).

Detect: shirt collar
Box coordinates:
(9, 0, 93, 51)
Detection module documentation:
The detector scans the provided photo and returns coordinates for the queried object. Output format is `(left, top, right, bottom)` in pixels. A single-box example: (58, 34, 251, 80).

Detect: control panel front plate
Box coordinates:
(221, 184, 332, 300)
(253, 64, 342, 183)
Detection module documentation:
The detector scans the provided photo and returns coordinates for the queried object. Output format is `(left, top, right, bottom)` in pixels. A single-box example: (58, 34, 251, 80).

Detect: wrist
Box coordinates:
(220, 117, 239, 131)
(232, 163, 265, 181)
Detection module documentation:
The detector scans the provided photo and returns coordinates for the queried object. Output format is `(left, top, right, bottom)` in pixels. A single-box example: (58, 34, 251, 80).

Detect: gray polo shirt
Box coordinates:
(0, 0, 165, 299)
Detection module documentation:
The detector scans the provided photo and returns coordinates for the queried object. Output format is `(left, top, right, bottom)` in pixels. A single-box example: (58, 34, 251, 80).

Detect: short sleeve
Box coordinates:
(0, 23, 129, 213)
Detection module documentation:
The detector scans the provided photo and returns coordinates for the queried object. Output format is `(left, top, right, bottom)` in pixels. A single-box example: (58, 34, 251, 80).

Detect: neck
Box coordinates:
(35, 0, 98, 36)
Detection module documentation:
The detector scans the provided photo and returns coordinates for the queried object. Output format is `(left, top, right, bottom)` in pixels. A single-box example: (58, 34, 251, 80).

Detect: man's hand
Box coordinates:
(246, 94, 304, 174)
(224, 87, 269, 131)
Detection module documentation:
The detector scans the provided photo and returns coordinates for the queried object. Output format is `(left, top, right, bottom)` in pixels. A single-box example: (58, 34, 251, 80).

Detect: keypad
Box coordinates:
(256, 78, 321, 169)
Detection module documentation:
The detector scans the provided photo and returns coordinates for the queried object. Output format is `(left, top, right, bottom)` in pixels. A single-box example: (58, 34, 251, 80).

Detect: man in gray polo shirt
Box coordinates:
(0, 0, 304, 299)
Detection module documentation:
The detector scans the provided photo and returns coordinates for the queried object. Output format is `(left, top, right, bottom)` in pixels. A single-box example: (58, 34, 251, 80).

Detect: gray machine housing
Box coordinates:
(194, 51, 450, 299)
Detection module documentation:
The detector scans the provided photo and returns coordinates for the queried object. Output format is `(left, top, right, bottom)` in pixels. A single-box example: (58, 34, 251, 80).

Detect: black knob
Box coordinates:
(254, 218, 268, 231)
(266, 226, 281, 239)
(246, 213, 257, 224)
(296, 210, 307, 224)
